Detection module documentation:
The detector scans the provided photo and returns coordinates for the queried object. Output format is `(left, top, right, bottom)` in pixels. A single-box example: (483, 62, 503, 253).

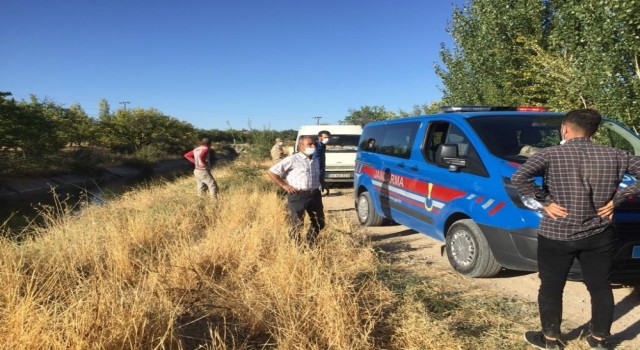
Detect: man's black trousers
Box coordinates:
(287, 189, 325, 245)
(537, 227, 616, 338)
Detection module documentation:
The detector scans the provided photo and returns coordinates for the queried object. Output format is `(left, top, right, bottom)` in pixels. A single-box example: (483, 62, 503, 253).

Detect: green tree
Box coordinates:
(398, 101, 444, 117)
(246, 129, 277, 158)
(98, 98, 111, 119)
(0, 93, 75, 158)
(13, 96, 66, 156)
(436, 0, 547, 106)
(205, 129, 235, 143)
(540, 0, 640, 125)
(99, 108, 196, 154)
(436, 0, 640, 126)
(0, 92, 22, 151)
(340, 106, 398, 126)
(277, 129, 297, 142)
(60, 104, 97, 147)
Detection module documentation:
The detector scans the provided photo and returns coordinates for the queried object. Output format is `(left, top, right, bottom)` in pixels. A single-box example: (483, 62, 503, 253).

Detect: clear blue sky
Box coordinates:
(1, 0, 462, 131)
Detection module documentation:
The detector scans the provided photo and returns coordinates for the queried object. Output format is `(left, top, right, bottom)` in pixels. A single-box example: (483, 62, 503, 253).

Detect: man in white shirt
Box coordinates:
(267, 136, 325, 246)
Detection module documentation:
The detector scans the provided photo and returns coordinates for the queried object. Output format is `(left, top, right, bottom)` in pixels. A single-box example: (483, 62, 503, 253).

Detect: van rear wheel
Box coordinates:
(356, 191, 385, 226)
(445, 219, 502, 278)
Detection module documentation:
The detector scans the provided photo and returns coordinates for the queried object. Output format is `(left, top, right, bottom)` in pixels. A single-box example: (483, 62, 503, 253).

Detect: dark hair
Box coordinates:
(563, 109, 601, 136)
(200, 137, 212, 146)
(318, 130, 331, 137)
(368, 138, 375, 143)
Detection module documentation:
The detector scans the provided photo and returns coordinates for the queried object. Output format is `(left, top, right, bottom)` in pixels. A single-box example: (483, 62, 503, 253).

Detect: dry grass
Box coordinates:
(0, 159, 543, 349)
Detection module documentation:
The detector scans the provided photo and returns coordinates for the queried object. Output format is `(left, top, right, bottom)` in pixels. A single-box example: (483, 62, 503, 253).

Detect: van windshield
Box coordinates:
(300, 134, 360, 152)
(466, 115, 640, 164)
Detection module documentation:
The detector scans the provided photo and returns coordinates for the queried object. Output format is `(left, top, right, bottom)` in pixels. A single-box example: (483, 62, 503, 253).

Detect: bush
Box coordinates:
(133, 144, 168, 163)
(247, 130, 278, 160)
(219, 160, 272, 193)
(65, 147, 117, 173)
(0, 152, 28, 175)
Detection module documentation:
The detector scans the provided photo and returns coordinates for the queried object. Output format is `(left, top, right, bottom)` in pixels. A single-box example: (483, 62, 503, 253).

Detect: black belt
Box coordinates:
(295, 189, 318, 194)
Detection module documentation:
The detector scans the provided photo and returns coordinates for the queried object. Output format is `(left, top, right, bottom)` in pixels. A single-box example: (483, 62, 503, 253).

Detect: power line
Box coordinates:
(313, 116, 322, 125)
(119, 101, 130, 110)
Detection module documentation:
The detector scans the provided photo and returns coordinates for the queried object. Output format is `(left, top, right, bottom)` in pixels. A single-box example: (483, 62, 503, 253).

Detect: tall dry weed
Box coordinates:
(0, 160, 535, 349)
(0, 162, 392, 349)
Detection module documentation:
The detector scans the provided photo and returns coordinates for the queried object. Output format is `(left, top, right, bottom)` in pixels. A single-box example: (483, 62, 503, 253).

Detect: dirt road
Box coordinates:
(323, 186, 640, 349)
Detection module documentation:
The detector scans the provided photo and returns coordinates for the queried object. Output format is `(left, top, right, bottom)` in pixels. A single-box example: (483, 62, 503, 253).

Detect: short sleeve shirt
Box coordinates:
(269, 152, 321, 191)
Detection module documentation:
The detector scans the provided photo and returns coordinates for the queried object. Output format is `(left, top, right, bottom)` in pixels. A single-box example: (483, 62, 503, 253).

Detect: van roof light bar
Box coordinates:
(441, 106, 493, 113)
(516, 106, 549, 112)
(441, 106, 549, 113)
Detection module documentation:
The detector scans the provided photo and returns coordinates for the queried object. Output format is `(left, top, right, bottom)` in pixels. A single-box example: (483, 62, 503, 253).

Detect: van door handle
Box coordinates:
(397, 163, 405, 168)
(409, 166, 419, 171)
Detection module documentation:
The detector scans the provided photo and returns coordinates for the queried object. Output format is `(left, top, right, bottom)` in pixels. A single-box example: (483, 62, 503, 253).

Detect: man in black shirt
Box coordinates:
(512, 109, 640, 349)
(313, 130, 331, 194)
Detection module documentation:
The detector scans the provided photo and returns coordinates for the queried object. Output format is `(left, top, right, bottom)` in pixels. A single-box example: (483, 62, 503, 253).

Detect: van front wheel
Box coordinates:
(445, 219, 502, 278)
(356, 191, 385, 226)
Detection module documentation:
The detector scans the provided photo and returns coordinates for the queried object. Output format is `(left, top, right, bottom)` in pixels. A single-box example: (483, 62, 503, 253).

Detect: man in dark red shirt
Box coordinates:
(184, 138, 218, 200)
(513, 109, 640, 349)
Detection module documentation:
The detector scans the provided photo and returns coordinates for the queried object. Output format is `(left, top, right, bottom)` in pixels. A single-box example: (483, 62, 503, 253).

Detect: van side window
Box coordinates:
(360, 126, 384, 153)
(445, 125, 470, 157)
(360, 122, 420, 159)
(591, 122, 636, 153)
(424, 122, 449, 162)
(423, 122, 488, 177)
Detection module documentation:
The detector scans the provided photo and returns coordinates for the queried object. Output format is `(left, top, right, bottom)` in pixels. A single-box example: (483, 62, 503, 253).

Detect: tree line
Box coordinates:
(0, 93, 296, 175)
(0, 89, 430, 176)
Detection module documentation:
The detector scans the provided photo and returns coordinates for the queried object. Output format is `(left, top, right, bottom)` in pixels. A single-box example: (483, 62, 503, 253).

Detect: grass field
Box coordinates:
(0, 160, 541, 349)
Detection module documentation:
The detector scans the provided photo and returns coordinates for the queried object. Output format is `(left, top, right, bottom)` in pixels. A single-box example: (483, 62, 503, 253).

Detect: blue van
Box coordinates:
(354, 106, 640, 280)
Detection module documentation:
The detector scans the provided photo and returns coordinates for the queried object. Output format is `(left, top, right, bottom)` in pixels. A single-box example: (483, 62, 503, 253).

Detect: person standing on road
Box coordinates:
(271, 137, 286, 163)
(512, 109, 640, 350)
(267, 136, 325, 246)
(184, 138, 219, 201)
(314, 130, 331, 195)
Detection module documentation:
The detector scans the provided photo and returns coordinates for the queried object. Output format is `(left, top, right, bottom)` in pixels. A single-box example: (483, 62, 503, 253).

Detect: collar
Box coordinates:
(565, 137, 591, 144)
(294, 152, 313, 161)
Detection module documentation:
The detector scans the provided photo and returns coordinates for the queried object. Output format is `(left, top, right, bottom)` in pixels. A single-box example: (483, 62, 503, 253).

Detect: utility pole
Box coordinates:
(119, 101, 130, 111)
(313, 116, 322, 125)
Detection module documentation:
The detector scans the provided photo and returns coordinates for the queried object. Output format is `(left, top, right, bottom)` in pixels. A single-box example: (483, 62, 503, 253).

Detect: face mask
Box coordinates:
(278, 142, 283, 146)
(321, 137, 329, 144)
(303, 147, 315, 156)
(559, 125, 566, 145)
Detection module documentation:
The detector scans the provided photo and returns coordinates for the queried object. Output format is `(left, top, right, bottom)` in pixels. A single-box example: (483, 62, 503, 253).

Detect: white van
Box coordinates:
(296, 124, 363, 183)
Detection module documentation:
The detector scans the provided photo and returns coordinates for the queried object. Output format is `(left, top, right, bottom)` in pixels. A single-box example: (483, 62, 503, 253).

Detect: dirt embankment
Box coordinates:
(0, 145, 239, 201)
(323, 186, 640, 349)
(0, 159, 191, 200)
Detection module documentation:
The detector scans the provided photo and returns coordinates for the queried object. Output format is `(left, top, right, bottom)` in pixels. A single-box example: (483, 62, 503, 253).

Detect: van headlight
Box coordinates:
(503, 177, 544, 212)
(520, 196, 544, 211)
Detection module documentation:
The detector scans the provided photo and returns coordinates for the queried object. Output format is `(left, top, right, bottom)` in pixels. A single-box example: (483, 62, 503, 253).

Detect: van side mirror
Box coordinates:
(435, 144, 466, 171)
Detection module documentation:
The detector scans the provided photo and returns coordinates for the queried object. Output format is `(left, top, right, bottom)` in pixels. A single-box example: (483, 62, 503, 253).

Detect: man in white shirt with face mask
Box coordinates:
(267, 136, 325, 246)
